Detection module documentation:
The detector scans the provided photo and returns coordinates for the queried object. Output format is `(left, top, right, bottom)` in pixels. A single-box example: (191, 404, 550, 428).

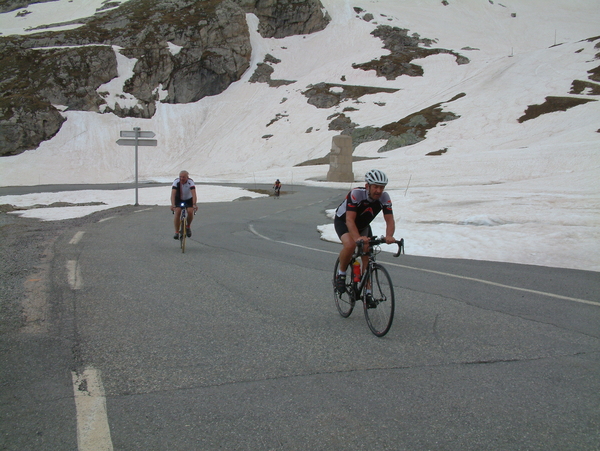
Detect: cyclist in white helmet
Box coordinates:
(333, 169, 397, 293)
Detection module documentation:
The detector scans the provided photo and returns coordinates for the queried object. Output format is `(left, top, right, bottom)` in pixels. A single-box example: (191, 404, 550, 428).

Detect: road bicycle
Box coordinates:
(333, 237, 404, 337)
(173, 202, 194, 253)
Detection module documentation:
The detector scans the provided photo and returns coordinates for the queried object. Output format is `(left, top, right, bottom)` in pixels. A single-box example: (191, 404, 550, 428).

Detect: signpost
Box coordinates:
(117, 127, 157, 205)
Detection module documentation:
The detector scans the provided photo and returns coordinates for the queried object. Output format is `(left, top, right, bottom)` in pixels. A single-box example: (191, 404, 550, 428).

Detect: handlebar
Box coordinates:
(356, 236, 404, 257)
(172, 202, 197, 214)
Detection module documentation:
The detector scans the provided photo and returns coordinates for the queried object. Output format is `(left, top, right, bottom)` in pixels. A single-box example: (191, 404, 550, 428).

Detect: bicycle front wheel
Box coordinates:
(180, 216, 187, 253)
(333, 258, 355, 317)
(364, 263, 395, 337)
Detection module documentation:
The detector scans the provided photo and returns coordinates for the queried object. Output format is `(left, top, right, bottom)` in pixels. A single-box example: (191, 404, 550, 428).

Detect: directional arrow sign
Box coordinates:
(116, 138, 157, 146)
(120, 130, 155, 138)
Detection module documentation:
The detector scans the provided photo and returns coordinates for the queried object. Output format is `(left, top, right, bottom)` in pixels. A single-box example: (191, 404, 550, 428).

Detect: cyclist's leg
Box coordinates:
(338, 233, 355, 271)
(179, 212, 186, 236)
(333, 258, 354, 317)
(334, 217, 355, 271)
(180, 215, 187, 251)
(185, 206, 194, 237)
(361, 226, 373, 285)
(340, 224, 370, 273)
(186, 206, 194, 227)
(174, 207, 182, 235)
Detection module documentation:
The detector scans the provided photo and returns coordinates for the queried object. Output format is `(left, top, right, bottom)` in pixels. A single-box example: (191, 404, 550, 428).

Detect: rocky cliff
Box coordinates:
(0, 0, 330, 156)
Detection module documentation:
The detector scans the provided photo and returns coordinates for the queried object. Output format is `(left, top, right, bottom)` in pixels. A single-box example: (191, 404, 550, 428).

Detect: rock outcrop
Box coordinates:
(0, 96, 66, 157)
(242, 0, 332, 39)
(0, 0, 330, 156)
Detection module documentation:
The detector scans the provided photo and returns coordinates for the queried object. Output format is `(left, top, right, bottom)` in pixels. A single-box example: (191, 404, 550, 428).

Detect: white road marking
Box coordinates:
(72, 367, 113, 451)
(385, 261, 600, 307)
(70, 231, 86, 245)
(67, 260, 83, 290)
(248, 225, 599, 307)
(98, 216, 116, 223)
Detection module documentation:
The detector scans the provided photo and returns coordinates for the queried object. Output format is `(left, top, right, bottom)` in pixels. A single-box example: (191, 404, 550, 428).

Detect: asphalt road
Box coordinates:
(1, 184, 599, 450)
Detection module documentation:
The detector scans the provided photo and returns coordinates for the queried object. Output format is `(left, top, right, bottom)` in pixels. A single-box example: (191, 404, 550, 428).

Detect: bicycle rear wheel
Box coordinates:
(333, 258, 355, 317)
(364, 263, 395, 337)
(180, 215, 187, 253)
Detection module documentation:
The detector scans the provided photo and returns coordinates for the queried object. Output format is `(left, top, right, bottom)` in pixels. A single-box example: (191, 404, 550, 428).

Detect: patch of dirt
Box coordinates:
(426, 147, 448, 156)
(266, 113, 289, 127)
(0, 202, 106, 213)
(302, 82, 399, 109)
(570, 80, 600, 95)
(352, 25, 469, 80)
(586, 64, 600, 83)
(517, 96, 596, 123)
(249, 54, 296, 87)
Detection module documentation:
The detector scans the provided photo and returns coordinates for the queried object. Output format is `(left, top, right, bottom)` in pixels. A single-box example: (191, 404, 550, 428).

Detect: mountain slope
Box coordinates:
(0, 0, 599, 271)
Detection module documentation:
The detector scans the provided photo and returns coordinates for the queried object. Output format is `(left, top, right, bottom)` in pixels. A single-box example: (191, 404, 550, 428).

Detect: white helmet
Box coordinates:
(365, 169, 388, 186)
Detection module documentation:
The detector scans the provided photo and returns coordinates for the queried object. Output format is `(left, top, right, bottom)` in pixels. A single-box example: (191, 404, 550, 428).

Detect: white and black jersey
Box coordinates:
(335, 187, 393, 231)
(172, 178, 195, 203)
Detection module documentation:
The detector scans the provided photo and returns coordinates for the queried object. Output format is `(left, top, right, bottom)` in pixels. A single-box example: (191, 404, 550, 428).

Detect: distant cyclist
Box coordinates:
(273, 179, 282, 197)
(334, 169, 397, 293)
(170, 170, 198, 239)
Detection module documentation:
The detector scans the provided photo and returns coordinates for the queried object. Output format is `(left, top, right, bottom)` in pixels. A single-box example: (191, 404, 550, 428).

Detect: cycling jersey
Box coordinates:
(335, 187, 393, 231)
(172, 178, 195, 203)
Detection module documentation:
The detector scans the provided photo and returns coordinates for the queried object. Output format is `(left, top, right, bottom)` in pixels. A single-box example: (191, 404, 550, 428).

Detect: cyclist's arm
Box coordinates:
(170, 187, 177, 211)
(191, 188, 198, 211)
(384, 212, 396, 244)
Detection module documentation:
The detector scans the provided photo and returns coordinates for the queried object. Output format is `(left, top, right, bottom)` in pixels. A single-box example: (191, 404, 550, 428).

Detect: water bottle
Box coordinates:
(352, 260, 361, 282)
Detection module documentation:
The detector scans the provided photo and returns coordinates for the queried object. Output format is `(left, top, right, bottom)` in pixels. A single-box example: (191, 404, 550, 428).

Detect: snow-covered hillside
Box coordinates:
(0, 0, 599, 272)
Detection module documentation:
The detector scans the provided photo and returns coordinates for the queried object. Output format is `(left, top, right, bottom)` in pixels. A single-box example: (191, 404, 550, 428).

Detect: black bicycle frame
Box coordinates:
(350, 237, 403, 299)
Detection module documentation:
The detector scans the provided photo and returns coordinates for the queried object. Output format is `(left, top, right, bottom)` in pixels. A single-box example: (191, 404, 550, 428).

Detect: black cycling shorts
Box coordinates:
(175, 198, 194, 208)
(334, 216, 372, 239)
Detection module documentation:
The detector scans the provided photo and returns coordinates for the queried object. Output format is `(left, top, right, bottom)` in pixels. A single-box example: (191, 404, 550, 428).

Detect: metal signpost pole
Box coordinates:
(134, 127, 139, 205)
(117, 129, 157, 206)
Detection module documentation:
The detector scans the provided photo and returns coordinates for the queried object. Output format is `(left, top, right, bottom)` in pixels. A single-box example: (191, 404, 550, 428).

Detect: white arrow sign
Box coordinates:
(116, 138, 157, 146)
(120, 130, 155, 138)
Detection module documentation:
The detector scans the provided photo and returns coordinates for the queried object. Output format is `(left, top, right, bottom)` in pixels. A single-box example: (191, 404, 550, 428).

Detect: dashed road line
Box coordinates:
(67, 260, 83, 290)
(69, 231, 86, 245)
(72, 367, 113, 451)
